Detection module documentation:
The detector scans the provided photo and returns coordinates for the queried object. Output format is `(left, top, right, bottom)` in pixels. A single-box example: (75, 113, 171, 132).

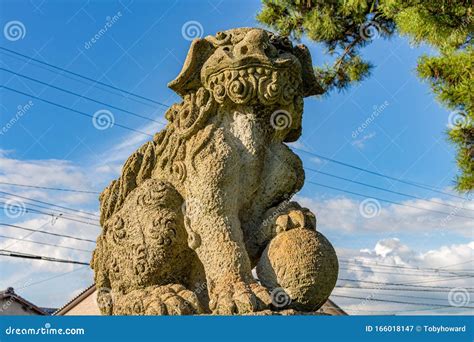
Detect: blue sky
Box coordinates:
(0, 0, 472, 314)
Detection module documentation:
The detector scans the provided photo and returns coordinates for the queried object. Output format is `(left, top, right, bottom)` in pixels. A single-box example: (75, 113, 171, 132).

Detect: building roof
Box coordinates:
(54, 284, 96, 315)
(319, 298, 347, 315)
(40, 307, 59, 315)
(55, 284, 347, 315)
(0, 287, 49, 315)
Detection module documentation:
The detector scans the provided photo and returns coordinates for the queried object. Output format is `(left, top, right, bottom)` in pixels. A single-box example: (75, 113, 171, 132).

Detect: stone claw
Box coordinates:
(113, 284, 204, 315)
(210, 280, 270, 315)
(263, 201, 316, 236)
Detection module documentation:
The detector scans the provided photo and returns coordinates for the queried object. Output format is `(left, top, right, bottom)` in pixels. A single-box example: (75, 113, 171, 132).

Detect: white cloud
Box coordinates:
(332, 239, 474, 315)
(296, 195, 473, 237)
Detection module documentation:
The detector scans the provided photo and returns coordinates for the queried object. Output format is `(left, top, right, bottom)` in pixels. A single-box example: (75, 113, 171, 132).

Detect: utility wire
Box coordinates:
(307, 181, 474, 219)
(331, 294, 474, 309)
(335, 285, 474, 293)
(1, 49, 156, 108)
(341, 306, 472, 314)
(437, 260, 474, 270)
(0, 205, 100, 227)
(0, 190, 99, 218)
(340, 259, 474, 274)
(339, 266, 472, 278)
(338, 276, 473, 289)
(0, 223, 96, 243)
(0, 67, 166, 125)
(0, 86, 154, 138)
(0, 234, 93, 253)
(0, 181, 100, 194)
(295, 147, 468, 200)
(0, 249, 89, 265)
(0, 197, 99, 223)
(17, 266, 89, 290)
(340, 260, 474, 277)
(306, 167, 474, 212)
(0, 47, 170, 108)
(333, 287, 464, 302)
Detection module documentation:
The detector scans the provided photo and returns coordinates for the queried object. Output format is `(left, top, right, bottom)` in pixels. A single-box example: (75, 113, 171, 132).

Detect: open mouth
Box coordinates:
(203, 57, 297, 83)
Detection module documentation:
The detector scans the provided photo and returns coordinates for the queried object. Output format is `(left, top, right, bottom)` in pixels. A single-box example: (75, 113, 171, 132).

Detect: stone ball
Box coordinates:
(256, 228, 338, 311)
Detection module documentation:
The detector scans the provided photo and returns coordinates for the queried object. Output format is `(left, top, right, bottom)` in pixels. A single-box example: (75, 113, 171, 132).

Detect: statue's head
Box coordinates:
(167, 28, 321, 141)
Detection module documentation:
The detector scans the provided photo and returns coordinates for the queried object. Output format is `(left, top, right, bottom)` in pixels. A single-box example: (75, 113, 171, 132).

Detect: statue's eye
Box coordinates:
(223, 46, 231, 52)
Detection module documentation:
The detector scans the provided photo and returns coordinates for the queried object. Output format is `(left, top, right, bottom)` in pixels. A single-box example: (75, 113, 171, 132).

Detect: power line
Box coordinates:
(307, 180, 474, 219)
(0, 47, 170, 108)
(331, 294, 474, 309)
(340, 260, 474, 277)
(17, 266, 89, 290)
(0, 249, 89, 266)
(0, 181, 100, 194)
(438, 260, 474, 270)
(339, 266, 472, 278)
(294, 147, 468, 200)
(341, 306, 471, 314)
(334, 287, 461, 302)
(0, 204, 100, 227)
(338, 276, 473, 289)
(335, 285, 474, 293)
(1, 50, 156, 109)
(340, 258, 474, 274)
(0, 190, 99, 218)
(0, 234, 93, 253)
(0, 67, 167, 125)
(0, 223, 96, 243)
(0, 197, 99, 223)
(306, 167, 474, 212)
(0, 86, 154, 138)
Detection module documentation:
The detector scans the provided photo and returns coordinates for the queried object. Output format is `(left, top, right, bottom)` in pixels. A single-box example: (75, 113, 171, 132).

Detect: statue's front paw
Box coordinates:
(147, 284, 204, 315)
(265, 202, 316, 235)
(114, 284, 204, 315)
(209, 280, 271, 315)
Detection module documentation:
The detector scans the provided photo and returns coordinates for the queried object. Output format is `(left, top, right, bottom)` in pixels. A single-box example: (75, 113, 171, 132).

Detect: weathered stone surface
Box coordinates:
(91, 27, 338, 315)
(257, 228, 339, 312)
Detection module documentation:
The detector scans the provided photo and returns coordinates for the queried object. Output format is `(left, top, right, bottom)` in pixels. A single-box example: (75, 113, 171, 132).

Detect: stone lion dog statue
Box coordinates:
(91, 27, 338, 315)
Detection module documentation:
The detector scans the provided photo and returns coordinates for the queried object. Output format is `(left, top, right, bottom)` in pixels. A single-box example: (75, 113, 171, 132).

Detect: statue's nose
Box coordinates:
(234, 29, 270, 58)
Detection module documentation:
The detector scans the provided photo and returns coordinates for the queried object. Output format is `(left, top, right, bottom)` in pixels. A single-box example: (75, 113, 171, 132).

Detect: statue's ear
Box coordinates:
(293, 44, 324, 97)
(168, 39, 215, 97)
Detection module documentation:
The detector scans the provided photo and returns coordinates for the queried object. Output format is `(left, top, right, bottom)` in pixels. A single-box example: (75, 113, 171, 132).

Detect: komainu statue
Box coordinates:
(91, 27, 339, 315)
